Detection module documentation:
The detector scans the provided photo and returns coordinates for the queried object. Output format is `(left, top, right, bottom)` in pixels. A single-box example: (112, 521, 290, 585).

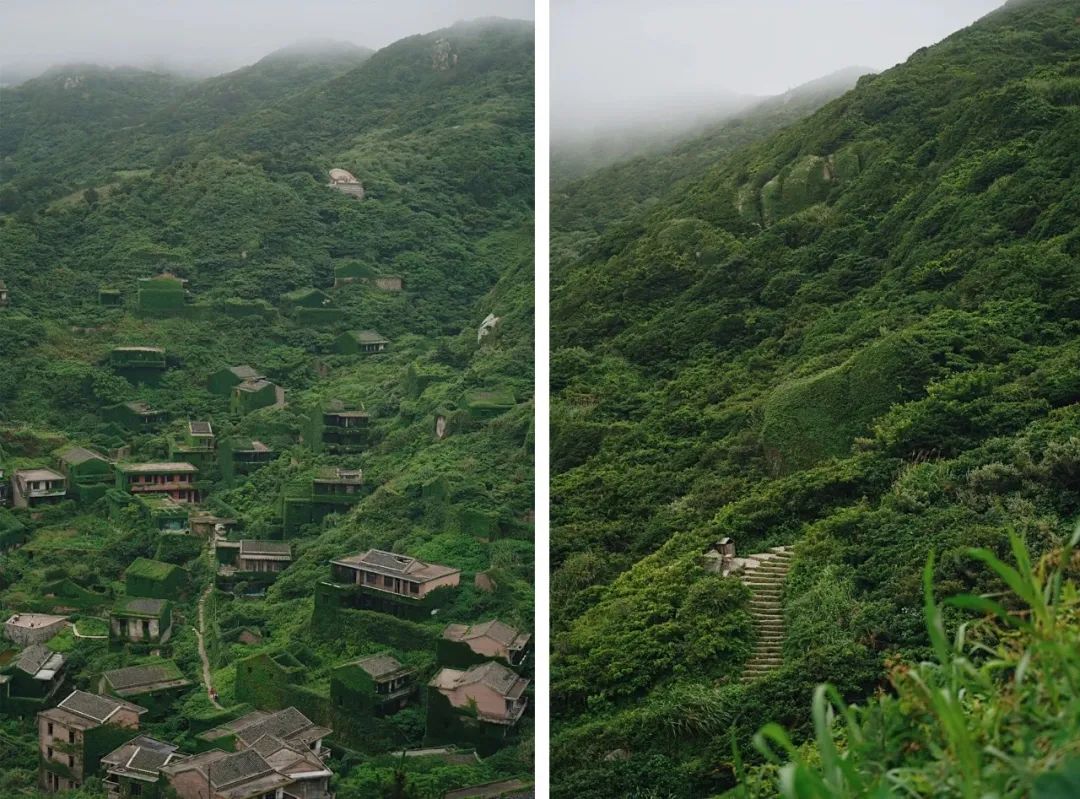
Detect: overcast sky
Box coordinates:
(553, 0, 1004, 137)
(0, 0, 533, 82)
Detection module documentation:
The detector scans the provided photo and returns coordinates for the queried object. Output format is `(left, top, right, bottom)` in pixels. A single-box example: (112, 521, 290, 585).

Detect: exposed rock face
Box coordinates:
(477, 312, 501, 343)
(327, 168, 365, 199)
(432, 38, 458, 71)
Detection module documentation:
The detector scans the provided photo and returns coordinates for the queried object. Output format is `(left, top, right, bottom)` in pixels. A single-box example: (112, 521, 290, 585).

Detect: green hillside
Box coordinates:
(0, 17, 532, 799)
(550, 0, 1080, 796)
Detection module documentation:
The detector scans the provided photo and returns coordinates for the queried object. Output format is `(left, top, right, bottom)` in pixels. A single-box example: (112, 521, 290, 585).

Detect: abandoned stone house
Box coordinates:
(99, 661, 192, 705)
(161, 740, 333, 799)
(428, 661, 529, 727)
(4, 613, 69, 646)
(110, 346, 166, 370)
(12, 467, 67, 509)
(0, 644, 67, 711)
(189, 512, 237, 537)
(107, 400, 168, 430)
(442, 620, 532, 666)
(38, 690, 147, 794)
(335, 329, 390, 355)
(109, 597, 173, 647)
(208, 364, 263, 397)
(55, 446, 113, 504)
(231, 377, 282, 415)
(198, 706, 333, 759)
(115, 462, 199, 503)
(217, 539, 293, 574)
(350, 653, 417, 714)
(316, 401, 370, 452)
(101, 735, 186, 799)
(313, 467, 365, 500)
(330, 549, 461, 600)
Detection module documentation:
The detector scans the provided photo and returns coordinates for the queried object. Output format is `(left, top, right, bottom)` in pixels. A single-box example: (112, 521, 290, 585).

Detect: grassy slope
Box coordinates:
(550, 1, 1080, 796)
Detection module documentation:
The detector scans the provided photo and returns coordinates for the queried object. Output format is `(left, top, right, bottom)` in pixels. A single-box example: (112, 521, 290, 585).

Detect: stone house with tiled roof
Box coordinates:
(38, 690, 147, 793)
(441, 620, 532, 666)
(101, 735, 186, 799)
(429, 661, 529, 726)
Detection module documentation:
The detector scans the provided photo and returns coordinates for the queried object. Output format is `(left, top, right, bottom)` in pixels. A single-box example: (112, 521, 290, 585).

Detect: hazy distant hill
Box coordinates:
(551, 67, 868, 239)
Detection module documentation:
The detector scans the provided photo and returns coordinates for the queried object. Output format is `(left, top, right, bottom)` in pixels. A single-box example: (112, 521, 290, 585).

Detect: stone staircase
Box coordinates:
(740, 546, 793, 681)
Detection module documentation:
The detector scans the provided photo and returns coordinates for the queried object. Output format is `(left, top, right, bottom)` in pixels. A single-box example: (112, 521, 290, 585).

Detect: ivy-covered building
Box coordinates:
(335, 329, 390, 355)
(136, 273, 187, 313)
(309, 401, 370, 453)
(0, 644, 67, 715)
(109, 598, 173, 648)
(216, 539, 292, 593)
(110, 346, 166, 370)
(169, 421, 216, 471)
(281, 287, 342, 326)
(37, 690, 147, 793)
(231, 378, 281, 415)
(0, 508, 27, 552)
(124, 558, 187, 600)
(106, 401, 168, 431)
(55, 446, 113, 504)
(218, 438, 275, 484)
(207, 364, 262, 398)
(98, 662, 192, 718)
(463, 388, 516, 419)
(281, 468, 365, 534)
(332, 654, 417, 717)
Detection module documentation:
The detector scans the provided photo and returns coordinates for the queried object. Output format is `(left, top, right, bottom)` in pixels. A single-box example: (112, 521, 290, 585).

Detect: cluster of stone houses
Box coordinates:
(322, 549, 532, 747)
(37, 690, 334, 798)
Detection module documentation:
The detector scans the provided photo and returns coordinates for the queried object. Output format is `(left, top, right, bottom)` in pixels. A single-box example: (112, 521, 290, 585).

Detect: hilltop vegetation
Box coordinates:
(550, 0, 1080, 796)
(0, 17, 533, 799)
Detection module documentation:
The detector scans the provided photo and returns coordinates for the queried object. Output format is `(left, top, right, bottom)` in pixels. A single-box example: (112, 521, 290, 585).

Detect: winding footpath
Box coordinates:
(195, 582, 222, 709)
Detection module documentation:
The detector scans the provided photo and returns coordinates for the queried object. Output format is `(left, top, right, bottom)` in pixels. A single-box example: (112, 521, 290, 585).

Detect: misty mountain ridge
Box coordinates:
(551, 65, 872, 184)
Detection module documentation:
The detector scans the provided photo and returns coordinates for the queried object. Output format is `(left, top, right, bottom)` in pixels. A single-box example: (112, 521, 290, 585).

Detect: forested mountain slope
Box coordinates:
(550, 1, 1080, 796)
(0, 17, 533, 799)
(0, 39, 374, 209)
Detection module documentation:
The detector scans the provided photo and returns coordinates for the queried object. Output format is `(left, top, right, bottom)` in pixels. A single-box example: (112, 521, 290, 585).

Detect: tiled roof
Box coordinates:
(432, 662, 530, 699)
(234, 707, 317, 747)
(117, 462, 197, 473)
(227, 365, 261, 379)
(15, 468, 65, 482)
(102, 661, 190, 694)
(102, 736, 184, 779)
(349, 329, 389, 343)
(332, 549, 460, 582)
(353, 653, 412, 681)
(189, 421, 213, 435)
(15, 644, 52, 675)
(116, 597, 169, 617)
(58, 690, 147, 723)
(239, 540, 292, 558)
(208, 749, 273, 788)
(443, 620, 523, 648)
(58, 446, 107, 465)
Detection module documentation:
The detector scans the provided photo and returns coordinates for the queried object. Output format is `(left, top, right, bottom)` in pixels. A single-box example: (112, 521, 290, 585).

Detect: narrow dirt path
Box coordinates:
(195, 582, 222, 709)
